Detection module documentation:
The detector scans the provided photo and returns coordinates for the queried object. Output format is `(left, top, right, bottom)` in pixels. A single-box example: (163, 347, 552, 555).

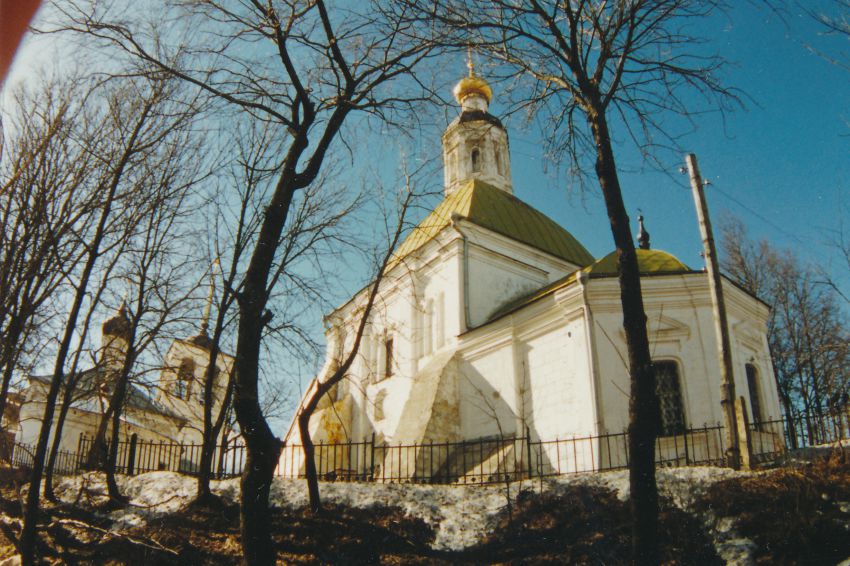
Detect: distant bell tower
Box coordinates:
(442, 54, 512, 196)
(101, 302, 131, 371)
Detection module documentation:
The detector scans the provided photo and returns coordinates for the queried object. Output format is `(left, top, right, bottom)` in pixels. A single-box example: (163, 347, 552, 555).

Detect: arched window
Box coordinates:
(176, 358, 195, 401)
(745, 363, 763, 425)
(494, 148, 503, 175)
(198, 367, 220, 407)
(654, 360, 685, 436)
(448, 152, 457, 183)
(471, 148, 481, 172)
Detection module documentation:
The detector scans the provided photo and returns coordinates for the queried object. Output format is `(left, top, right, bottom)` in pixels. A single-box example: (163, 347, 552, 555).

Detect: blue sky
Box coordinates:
(7, 2, 846, 279)
(494, 2, 849, 279)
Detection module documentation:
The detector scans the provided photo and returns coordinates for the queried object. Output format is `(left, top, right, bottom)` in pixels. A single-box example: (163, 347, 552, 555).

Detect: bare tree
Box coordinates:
(804, 1, 850, 71)
(85, 90, 205, 505)
(389, 1, 740, 562)
(0, 77, 98, 433)
(42, 77, 202, 500)
(826, 221, 850, 307)
(44, 231, 134, 501)
(50, 2, 439, 561)
(194, 124, 362, 506)
(721, 217, 850, 439)
(297, 177, 417, 513)
(17, 72, 202, 565)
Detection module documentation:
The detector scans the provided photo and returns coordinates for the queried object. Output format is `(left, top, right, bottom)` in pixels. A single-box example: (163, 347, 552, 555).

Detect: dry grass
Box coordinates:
(695, 449, 850, 565)
(453, 484, 721, 565)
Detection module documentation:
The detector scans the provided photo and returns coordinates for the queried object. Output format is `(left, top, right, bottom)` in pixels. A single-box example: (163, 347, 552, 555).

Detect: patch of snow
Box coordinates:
(263, 478, 508, 550)
(715, 537, 758, 566)
(780, 440, 850, 465)
(49, 464, 765, 556)
(111, 472, 198, 527)
(53, 472, 110, 507)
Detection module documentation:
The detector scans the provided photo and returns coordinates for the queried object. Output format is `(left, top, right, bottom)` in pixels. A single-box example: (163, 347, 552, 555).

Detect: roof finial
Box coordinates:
(453, 47, 492, 107)
(199, 258, 220, 335)
(636, 212, 651, 250)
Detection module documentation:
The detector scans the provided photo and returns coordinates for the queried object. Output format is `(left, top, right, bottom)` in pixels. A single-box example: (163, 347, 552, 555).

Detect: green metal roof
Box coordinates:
(392, 179, 594, 267)
(483, 248, 691, 325)
(586, 249, 690, 276)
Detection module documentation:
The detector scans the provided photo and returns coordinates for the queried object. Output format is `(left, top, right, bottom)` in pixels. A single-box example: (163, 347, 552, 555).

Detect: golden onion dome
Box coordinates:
(453, 74, 492, 105)
(102, 302, 132, 338)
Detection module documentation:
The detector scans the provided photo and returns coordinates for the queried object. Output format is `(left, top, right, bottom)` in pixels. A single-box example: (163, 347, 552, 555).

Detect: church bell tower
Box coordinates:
(101, 302, 131, 372)
(442, 59, 512, 196)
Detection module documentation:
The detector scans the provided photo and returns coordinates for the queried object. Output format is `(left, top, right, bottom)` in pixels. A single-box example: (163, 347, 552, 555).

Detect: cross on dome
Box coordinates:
(452, 48, 492, 110)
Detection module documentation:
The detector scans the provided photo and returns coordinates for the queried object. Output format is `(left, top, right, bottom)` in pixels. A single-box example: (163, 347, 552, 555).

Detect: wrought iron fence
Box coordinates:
(8, 443, 82, 476)
(275, 423, 729, 485)
(4, 407, 847, 485)
(6, 435, 247, 479)
(748, 408, 850, 465)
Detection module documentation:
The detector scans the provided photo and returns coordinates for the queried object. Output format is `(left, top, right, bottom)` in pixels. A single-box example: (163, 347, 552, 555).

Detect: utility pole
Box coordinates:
(686, 153, 740, 470)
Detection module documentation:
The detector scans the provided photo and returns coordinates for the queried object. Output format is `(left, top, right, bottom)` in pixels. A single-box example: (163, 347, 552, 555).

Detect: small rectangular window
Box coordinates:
(384, 337, 394, 378)
(746, 364, 762, 425)
(424, 300, 433, 356)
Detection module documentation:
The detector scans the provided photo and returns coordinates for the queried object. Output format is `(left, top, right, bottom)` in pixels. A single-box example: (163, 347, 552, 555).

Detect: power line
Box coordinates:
(700, 180, 844, 276)
(705, 182, 809, 248)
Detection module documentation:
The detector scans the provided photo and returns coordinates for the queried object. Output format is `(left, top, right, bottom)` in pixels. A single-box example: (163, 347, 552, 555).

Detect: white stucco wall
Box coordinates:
(461, 223, 582, 329)
(588, 274, 780, 435)
(459, 341, 517, 439)
(521, 315, 595, 441)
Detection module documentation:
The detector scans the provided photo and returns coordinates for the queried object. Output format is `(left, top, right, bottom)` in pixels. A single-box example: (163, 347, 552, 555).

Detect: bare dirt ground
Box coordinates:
(0, 451, 848, 565)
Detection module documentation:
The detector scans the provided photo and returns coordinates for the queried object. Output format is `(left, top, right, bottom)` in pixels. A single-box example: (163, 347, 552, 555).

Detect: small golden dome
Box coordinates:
(453, 74, 492, 104)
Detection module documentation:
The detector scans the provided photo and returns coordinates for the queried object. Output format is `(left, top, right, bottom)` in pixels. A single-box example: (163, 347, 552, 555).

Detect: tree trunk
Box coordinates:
(233, 306, 281, 565)
(195, 302, 236, 504)
(233, 307, 282, 565)
(196, 360, 219, 503)
(298, 407, 321, 513)
(231, 139, 304, 563)
(233, 303, 283, 565)
(45, 381, 77, 501)
(46, 339, 93, 500)
(217, 433, 229, 479)
(196, 439, 216, 502)
(19, 276, 104, 565)
(196, 346, 234, 504)
(104, 368, 132, 503)
(588, 109, 659, 566)
(0, 316, 24, 427)
(779, 389, 798, 449)
(86, 402, 116, 470)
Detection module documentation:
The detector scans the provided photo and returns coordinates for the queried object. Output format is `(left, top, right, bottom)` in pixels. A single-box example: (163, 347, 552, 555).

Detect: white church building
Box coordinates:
(282, 69, 782, 481)
(16, 303, 233, 470)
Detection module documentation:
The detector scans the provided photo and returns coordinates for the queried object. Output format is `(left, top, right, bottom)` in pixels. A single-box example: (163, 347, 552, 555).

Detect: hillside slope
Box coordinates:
(0, 446, 848, 564)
